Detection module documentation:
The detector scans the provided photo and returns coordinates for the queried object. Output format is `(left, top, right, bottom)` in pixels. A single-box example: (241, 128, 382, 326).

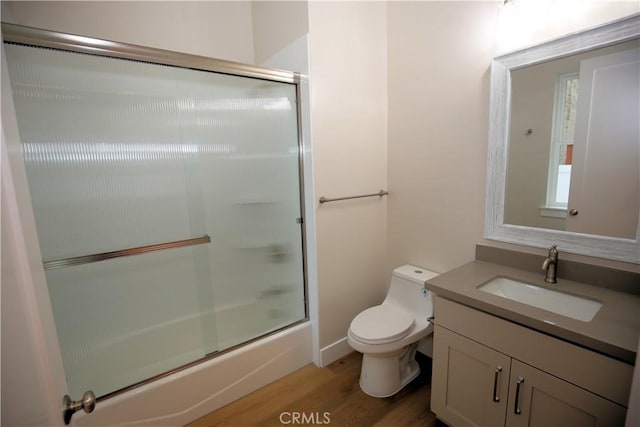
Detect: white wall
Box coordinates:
(308, 1, 389, 358)
(252, 1, 308, 68)
(387, 1, 640, 274)
(1, 1, 255, 63)
(497, 0, 640, 53)
(387, 1, 497, 273)
(307, 0, 640, 366)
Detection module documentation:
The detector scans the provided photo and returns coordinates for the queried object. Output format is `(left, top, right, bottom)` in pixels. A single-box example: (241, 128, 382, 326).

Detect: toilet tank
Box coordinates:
(384, 264, 439, 317)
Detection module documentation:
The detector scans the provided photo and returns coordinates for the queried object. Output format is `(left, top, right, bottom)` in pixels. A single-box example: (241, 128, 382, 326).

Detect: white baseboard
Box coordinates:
(320, 336, 355, 367)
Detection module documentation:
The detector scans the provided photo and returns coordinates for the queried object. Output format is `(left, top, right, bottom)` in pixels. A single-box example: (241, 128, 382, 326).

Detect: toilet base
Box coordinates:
(358, 343, 420, 398)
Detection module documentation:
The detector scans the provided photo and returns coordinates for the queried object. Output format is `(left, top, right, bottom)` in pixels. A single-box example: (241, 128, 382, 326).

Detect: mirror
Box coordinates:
(485, 14, 640, 263)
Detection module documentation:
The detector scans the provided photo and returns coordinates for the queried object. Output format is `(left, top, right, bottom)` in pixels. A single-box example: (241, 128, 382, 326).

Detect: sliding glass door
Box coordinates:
(5, 39, 305, 399)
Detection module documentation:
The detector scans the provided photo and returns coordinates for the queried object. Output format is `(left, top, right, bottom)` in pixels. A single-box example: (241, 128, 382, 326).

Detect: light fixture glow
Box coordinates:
(497, 0, 597, 53)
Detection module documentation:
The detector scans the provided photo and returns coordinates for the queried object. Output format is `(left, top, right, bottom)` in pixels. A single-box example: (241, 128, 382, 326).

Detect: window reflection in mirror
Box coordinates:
(503, 38, 640, 240)
(549, 72, 577, 208)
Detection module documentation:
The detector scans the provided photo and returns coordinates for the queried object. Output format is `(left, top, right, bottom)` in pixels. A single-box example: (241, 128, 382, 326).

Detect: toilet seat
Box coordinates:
(349, 305, 415, 345)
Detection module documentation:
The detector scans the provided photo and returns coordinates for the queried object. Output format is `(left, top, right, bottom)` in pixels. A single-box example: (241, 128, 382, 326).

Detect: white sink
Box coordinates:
(478, 277, 602, 322)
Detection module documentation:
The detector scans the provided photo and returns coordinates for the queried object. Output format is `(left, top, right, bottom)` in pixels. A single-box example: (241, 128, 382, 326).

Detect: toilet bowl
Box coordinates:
(347, 264, 438, 398)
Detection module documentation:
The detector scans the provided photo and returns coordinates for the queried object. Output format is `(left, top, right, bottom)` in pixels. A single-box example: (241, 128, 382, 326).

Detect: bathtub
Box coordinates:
(74, 321, 312, 426)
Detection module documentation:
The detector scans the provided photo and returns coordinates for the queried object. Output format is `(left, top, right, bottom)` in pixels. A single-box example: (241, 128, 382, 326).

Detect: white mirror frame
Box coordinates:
(485, 14, 640, 264)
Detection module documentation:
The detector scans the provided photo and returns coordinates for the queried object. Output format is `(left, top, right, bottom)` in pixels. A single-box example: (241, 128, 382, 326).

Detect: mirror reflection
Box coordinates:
(503, 39, 639, 240)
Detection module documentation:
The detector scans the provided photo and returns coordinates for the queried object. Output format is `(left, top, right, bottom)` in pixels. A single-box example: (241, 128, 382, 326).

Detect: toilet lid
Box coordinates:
(350, 305, 415, 345)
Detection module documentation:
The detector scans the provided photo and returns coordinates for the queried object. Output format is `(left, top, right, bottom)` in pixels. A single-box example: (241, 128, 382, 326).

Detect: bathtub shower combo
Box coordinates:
(3, 24, 308, 419)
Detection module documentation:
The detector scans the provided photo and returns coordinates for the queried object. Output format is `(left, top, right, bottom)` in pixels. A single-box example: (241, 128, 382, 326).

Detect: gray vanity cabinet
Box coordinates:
(506, 360, 626, 427)
(431, 297, 630, 427)
(432, 325, 511, 427)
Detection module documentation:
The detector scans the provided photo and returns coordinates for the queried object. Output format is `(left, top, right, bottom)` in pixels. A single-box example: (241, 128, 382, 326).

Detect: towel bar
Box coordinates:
(319, 190, 388, 204)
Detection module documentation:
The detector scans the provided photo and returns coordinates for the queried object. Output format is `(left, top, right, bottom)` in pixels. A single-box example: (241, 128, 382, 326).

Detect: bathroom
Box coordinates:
(2, 1, 639, 426)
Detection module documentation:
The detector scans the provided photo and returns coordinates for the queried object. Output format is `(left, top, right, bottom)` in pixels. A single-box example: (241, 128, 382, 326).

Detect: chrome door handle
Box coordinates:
(514, 377, 524, 415)
(492, 366, 503, 402)
(569, 208, 579, 216)
(63, 390, 96, 425)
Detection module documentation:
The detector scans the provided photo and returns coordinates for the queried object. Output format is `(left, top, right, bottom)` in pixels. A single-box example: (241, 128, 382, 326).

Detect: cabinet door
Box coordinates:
(432, 325, 511, 427)
(506, 360, 627, 427)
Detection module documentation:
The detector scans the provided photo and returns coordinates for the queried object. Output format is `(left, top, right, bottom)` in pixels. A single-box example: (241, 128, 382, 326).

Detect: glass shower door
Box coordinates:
(174, 69, 306, 351)
(5, 40, 305, 399)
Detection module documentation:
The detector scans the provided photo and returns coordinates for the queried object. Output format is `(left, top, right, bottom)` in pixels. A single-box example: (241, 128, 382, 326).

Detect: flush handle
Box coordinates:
(492, 366, 502, 402)
(63, 390, 96, 425)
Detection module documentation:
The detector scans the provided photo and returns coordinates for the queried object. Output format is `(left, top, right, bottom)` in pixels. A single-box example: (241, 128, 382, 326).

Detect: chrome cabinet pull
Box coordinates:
(63, 390, 96, 424)
(514, 377, 525, 415)
(492, 366, 503, 402)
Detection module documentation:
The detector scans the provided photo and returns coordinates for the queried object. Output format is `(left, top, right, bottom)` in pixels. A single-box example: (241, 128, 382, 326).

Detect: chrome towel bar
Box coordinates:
(43, 235, 211, 270)
(319, 190, 388, 204)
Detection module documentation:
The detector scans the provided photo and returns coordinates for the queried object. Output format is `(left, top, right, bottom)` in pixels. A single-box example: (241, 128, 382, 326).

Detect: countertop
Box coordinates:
(425, 260, 640, 364)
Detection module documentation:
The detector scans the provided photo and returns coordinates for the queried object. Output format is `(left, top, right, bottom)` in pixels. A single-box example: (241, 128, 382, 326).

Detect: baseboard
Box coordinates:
(320, 336, 355, 367)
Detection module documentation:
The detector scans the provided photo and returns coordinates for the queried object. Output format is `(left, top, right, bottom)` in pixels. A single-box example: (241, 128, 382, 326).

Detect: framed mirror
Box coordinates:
(485, 14, 639, 263)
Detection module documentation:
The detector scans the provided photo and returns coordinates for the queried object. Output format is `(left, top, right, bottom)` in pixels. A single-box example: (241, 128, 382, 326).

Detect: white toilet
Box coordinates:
(347, 264, 439, 398)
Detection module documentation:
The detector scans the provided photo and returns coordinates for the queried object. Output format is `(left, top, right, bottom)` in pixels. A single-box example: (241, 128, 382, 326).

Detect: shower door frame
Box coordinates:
(1, 22, 312, 425)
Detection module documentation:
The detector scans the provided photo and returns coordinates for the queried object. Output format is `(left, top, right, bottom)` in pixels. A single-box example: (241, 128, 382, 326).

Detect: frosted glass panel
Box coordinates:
(172, 68, 305, 350)
(5, 43, 305, 397)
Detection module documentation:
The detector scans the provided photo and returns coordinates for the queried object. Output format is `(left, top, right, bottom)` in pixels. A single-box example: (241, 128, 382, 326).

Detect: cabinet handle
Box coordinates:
(514, 377, 524, 415)
(492, 366, 502, 402)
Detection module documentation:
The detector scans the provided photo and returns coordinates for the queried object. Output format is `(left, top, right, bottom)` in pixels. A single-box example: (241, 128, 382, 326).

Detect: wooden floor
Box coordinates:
(187, 351, 443, 426)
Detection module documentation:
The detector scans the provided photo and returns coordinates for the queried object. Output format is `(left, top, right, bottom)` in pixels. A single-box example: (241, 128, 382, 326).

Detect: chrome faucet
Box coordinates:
(541, 245, 558, 283)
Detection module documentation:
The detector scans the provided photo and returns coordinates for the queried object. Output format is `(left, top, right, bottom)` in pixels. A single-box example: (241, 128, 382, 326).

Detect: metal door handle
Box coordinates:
(569, 208, 579, 216)
(492, 366, 502, 402)
(514, 377, 524, 415)
(63, 391, 96, 425)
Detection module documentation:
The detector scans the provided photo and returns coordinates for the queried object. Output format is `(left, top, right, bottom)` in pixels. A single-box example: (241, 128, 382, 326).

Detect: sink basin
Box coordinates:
(478, 277, 602, 322)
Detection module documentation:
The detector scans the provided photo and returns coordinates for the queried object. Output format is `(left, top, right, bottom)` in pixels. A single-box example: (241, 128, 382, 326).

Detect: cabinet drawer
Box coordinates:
(435, 296, 633, 406)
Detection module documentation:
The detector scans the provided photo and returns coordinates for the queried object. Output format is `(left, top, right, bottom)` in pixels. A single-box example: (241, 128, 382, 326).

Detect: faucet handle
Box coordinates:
(549, 244, 558, 253)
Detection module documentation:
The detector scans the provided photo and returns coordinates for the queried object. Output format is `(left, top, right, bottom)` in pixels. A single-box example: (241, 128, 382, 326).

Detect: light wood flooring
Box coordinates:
(187, 351, 444, 427)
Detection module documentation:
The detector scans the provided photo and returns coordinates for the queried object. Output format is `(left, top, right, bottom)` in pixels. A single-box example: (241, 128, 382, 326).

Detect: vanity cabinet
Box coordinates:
(506, 360, 625, 427)
(431, 297, 631, 427)
(432, 326, 511, 427)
